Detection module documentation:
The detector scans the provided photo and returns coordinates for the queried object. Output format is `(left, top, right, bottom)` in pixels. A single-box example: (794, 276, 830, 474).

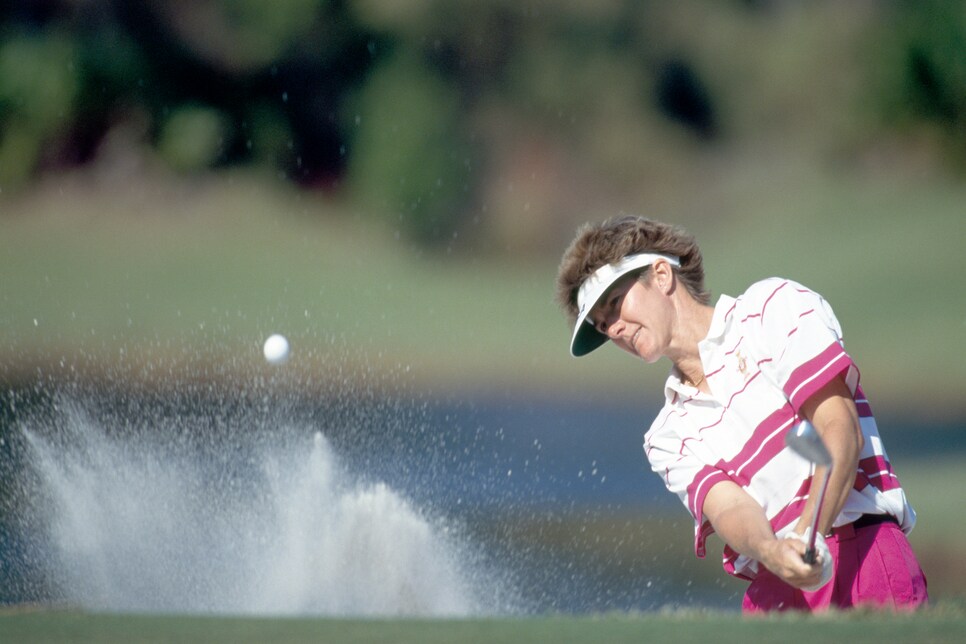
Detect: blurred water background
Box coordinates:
(1, 0, 965, 615)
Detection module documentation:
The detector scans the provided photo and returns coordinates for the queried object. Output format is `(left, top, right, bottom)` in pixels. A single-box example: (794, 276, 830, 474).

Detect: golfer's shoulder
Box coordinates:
(735, 277, 819, 316)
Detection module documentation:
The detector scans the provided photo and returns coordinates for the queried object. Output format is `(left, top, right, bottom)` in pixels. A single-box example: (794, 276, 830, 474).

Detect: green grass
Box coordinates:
(2, 605, 966, 644)
(0, 171, 581, 395)
(1, 167, 964, 410)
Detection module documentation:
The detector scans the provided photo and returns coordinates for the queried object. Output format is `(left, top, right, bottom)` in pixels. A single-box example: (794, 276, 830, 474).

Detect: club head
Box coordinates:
(785, 421, 832, 466)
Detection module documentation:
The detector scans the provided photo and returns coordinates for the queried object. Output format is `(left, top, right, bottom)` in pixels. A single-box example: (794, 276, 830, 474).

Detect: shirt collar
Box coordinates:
(664, 293, 737, 401)
(702, 293, 736, 347)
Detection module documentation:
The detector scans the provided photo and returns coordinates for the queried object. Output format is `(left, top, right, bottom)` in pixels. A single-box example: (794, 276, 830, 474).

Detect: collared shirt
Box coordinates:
(644, 278, 915, 580)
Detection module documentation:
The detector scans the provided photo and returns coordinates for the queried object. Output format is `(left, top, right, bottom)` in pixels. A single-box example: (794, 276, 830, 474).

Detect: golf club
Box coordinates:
(785, 420, 833, 564)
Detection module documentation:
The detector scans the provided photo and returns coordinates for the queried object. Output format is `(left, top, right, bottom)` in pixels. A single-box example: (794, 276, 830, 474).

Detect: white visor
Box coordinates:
(570, 252, 681, 357)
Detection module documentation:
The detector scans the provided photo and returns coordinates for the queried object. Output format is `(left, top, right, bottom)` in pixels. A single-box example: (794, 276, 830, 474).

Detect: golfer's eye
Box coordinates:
(605, 295, 621, 316)
(593, 298, 618, 333)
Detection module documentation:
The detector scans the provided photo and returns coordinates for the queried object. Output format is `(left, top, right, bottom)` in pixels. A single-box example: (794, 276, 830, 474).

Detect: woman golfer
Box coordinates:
(556, 215, 927, 612)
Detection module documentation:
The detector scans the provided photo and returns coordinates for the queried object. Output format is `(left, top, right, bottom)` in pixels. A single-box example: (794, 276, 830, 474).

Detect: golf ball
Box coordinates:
(263, 334, 290, 364)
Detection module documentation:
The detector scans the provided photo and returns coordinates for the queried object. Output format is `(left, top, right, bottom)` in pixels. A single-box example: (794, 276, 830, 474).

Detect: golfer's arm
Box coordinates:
(798, 374, 864, 536)
(704, 480, 823, 586)
(702, 481, 783, 569)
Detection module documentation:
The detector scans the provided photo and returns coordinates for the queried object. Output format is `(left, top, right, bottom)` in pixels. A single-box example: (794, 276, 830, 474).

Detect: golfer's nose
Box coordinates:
(604, 316, 625, 340)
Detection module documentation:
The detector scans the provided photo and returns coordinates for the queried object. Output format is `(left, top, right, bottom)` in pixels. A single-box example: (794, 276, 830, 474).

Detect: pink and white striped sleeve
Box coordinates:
(645, 421, 732, 558)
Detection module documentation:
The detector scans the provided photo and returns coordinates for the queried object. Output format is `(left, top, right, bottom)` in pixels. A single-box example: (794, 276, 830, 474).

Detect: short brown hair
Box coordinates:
(555, 215, 710, 323)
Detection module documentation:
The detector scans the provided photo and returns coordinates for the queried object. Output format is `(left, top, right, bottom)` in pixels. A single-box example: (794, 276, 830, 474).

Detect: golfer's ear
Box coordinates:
(653, 260, 675, 293)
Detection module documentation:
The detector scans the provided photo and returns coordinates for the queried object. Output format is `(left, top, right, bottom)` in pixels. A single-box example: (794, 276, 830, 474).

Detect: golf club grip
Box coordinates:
(803, 548, 817, 565)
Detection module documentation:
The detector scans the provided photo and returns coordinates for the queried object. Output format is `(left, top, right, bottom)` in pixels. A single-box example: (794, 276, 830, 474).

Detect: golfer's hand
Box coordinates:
(784, 530, 834, 591)
(762, 533, 831, 591)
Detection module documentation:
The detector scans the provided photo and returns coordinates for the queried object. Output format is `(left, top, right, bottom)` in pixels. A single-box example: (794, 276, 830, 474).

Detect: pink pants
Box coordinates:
(742, 517, 928, 613)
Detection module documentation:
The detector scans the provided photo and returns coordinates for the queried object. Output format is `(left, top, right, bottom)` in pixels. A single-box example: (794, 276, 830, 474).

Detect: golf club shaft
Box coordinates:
(805, 468, 831, 564)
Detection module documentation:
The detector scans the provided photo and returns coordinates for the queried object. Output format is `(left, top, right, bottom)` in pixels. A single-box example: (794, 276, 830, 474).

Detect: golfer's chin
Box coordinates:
(615, 341, 660, 364)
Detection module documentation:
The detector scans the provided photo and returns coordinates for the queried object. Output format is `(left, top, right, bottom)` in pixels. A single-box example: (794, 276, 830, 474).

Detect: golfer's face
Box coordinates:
(589, 271, 666, 362)
(589, 274, 638, 334)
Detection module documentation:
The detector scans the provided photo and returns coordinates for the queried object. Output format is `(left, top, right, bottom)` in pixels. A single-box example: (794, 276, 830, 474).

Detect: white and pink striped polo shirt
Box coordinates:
(644, 278, 916, 580)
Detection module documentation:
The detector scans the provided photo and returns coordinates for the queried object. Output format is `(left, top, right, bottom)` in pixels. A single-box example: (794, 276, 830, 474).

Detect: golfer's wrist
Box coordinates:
(750, 535, 786, 572)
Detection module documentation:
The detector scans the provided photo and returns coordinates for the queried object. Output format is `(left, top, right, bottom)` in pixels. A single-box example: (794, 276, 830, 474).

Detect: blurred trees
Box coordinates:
(0, 0, 373, 188)
(876, 0, 966, 161)
(0, 0, 963, 249)
(0, 28, 79, 188)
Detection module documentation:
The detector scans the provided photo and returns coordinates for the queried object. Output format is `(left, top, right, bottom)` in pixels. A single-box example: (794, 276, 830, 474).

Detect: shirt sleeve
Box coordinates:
(747, 279, 858, 412)
(645, 417, 733, 559)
